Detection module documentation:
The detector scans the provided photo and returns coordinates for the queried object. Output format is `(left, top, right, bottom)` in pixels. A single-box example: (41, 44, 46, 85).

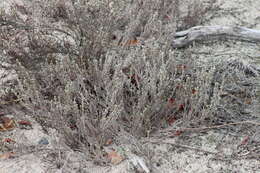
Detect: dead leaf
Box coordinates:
(122, 66, 132, 75)
(191, 88, 197, 95)
(176, 64, 187, 70)
(0, 117, 15, 131)
(105, 138, 113, 146)
(107, 150, 124, 165)
(178, 104, 185, 111)
(18, 120, 32, 126)
(168, 97, 176, 105)
(164, 15, 170, 20)
(0, 152, 15, 160)
(121, 39, 139, 46)
(244, 98, 252, 105)
(241, 136, 249, 145)
(176, 84, 184, 90)
(167, 116, 177, 126)
(174, 130, 182, 136)
(3, 138, 16, 143)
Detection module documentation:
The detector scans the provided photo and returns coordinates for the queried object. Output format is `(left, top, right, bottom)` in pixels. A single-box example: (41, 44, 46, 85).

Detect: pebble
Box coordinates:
(38, 137, 49, 145)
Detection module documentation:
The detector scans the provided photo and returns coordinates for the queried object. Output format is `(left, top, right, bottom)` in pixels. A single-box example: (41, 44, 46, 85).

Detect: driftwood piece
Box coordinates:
(172, 26, 260, 48)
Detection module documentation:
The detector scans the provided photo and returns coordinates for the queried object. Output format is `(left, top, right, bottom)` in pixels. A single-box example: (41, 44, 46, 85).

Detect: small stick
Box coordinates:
(147, 138, 221, 156)
(178, 121, 260, 133)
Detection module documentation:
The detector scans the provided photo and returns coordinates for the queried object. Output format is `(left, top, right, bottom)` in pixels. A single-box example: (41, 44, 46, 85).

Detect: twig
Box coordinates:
(156, 121, 260, 135)
(147, 138, 221, 156)
(0, 98, 22, 105)
(177, 121, 260, 133)
(172, 26, 260, 48)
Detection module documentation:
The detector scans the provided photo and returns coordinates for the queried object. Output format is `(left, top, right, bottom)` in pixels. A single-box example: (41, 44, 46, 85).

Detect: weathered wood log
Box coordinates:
(172, 26, 260, 48)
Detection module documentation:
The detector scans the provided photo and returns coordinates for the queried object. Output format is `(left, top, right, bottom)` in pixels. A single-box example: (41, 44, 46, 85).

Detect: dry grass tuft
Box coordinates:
(0, 0, 258, 166)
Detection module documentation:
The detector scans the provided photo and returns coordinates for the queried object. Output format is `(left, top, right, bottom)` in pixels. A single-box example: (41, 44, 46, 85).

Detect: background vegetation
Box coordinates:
(0, 0, 258, 166)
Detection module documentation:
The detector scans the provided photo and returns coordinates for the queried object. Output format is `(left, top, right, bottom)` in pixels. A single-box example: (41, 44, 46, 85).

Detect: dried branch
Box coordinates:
(172, 26, 260, 48)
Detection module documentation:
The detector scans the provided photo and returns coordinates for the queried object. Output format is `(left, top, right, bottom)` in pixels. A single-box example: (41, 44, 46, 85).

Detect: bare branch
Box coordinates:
(172, 26, 260, 48)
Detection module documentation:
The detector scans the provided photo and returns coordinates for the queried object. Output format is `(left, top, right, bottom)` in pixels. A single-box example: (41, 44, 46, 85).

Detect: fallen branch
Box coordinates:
(172, 26, 260, 48)
(144, 138, 232, 160)
(149, 138, 218, 154)
(178, 120, 260, 132)
(157, 121, 260, 135)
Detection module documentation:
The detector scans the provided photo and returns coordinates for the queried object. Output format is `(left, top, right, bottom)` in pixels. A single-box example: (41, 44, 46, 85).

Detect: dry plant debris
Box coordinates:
(0, 116, 15, 131)
(0, 152, 15, 160)
(107, 150, 124, 165)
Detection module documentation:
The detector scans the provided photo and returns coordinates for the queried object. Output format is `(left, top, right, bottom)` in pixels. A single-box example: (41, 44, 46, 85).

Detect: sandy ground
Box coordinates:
(0, 0, 260, 172)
